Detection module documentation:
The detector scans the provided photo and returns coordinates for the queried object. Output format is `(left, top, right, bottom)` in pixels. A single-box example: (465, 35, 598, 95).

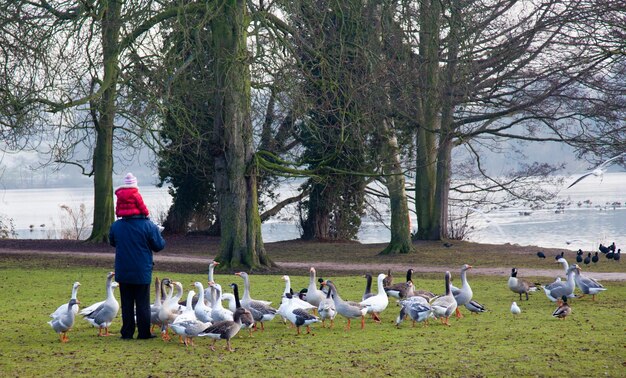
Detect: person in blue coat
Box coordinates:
(109, 216, 165, 339)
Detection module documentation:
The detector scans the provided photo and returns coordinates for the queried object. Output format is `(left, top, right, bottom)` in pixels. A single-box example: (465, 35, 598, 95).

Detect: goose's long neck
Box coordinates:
(208, 264, 215, 282)
(242, 276, 252, 301)
(153, 279, 161, 306)
(106, 279, 115, 300)
(444, 274, 451, 296)
(377, 275, 385, 295)
(406, 270, 412, 282)
(207, 286, 217, 307)
(173, 283, 183, 302)
(213, 286, 224, 308)
(328, 283, 342, 303)
(566, 269, 576, 287)
(233, 285, 242, 309)
(196, 284, 205, 303)
(71, 284, 79, 300)
(365, 275, 372, 294)
(161, 281, 170, 302)
(560, 260, 569, 274)
(309, 270, 316, 288)
(185, 291, 194, 309)
(461, 270, 469, 288)
(284, 278, 291, 295)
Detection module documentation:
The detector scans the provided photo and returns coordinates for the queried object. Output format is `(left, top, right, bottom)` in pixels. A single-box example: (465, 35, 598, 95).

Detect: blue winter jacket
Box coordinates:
(109, 217, 165, 285)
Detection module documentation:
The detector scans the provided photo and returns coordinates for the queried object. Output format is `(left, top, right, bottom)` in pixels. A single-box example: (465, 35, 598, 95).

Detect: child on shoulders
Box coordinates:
(115, 173, 150, 219)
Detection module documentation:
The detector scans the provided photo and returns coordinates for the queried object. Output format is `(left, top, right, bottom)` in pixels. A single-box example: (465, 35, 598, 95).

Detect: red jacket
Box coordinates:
(115, 186, 150, 218)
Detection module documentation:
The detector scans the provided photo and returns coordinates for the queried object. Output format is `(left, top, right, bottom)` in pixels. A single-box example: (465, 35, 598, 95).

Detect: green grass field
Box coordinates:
(1, 256, 624, 378)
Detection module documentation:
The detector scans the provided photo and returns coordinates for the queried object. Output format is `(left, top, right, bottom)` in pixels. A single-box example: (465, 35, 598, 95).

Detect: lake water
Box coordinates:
(1, 172, 624, 250)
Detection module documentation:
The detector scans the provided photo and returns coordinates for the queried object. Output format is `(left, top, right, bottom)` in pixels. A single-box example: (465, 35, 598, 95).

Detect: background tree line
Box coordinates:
(1, 0, 624, 269)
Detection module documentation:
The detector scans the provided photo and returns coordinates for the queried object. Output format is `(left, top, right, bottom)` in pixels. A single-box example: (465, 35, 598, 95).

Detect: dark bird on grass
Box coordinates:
(608, 242, 616, 252)
(385, 269, 415, 299)
(576, 249, 583, 263)
(537, 251, 546, 259)
(606, 249, 615, 259)
(576, 250, 583, 263)
(584, 253, 591, 265)
(599, 244, 610, 254)
(613, 249, 620, 262)
(552, 296, 571, 319)
(443, 242, 453, 248)
(566, 152, 626, 189)
(198, 307, 246, 352)
(591, 252, 599, 264)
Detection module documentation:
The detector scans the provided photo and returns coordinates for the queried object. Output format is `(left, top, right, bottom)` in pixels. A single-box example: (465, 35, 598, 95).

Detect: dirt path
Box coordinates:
(3, 248, 625, 281)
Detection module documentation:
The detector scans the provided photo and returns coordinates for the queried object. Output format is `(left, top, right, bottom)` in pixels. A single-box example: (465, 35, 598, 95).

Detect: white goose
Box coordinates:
(278, 275, 316, 323)
(317, 283, 337, 328)
(282, 293, 320, 335)
(235, 272, 277, 330)
(50, 281, 80, 318)
(48, 298, 80, 343)
(171, 290, 212, 346)
(205, 260, 220, 304)
(80, 272, 119, 336)
(359, 273, 389, 322)
(193, 282, 213, 323)
(541, 265, 577, 302)
(550, 257, 570, 285)
(209, 282, 234, 322)
(305, 267, 325, 308)
(158, 280, 184, 340)
(450, 264, 473, 318)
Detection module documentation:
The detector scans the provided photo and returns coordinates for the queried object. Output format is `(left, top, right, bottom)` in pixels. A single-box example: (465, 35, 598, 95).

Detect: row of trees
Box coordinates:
(1, 0, 625, 269)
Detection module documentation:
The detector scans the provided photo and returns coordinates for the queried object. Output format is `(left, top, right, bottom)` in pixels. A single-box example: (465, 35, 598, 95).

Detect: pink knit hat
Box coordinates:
(123, 172, 138, 187)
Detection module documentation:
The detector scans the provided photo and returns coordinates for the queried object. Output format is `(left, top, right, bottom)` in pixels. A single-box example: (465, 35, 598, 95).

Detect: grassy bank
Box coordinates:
(1, 260, 624, 377)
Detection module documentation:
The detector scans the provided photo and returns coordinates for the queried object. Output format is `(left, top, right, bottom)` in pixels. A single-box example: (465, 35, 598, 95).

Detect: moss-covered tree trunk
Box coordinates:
(414, 0, 441, 241)
(211, 0, 273, 270)
(374, 0, 414, 254)
(87, 0, 119, 243)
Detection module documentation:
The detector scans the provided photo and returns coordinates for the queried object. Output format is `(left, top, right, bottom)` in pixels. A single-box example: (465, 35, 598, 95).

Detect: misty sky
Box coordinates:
(0, 139, 611, 190)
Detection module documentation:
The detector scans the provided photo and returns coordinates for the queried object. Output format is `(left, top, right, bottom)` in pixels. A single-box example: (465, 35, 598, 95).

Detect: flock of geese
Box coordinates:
(49, 256, 610, 350)
(508, 254, 608, 320)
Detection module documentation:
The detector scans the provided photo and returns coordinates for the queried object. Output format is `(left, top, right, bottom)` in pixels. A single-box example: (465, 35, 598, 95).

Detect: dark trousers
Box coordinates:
(119, 282, 151, 339)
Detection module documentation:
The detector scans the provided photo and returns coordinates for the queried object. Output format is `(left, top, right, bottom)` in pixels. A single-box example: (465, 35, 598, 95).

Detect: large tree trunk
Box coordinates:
(301, 184, 332, 240)
(433, 0, 461, 240)
(87, 0, 119, 243)
(414, 0, 441, 241)
(211, 0, 273, 270)
(379, 118, 414, 254)
(371, 0, 413, 254)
